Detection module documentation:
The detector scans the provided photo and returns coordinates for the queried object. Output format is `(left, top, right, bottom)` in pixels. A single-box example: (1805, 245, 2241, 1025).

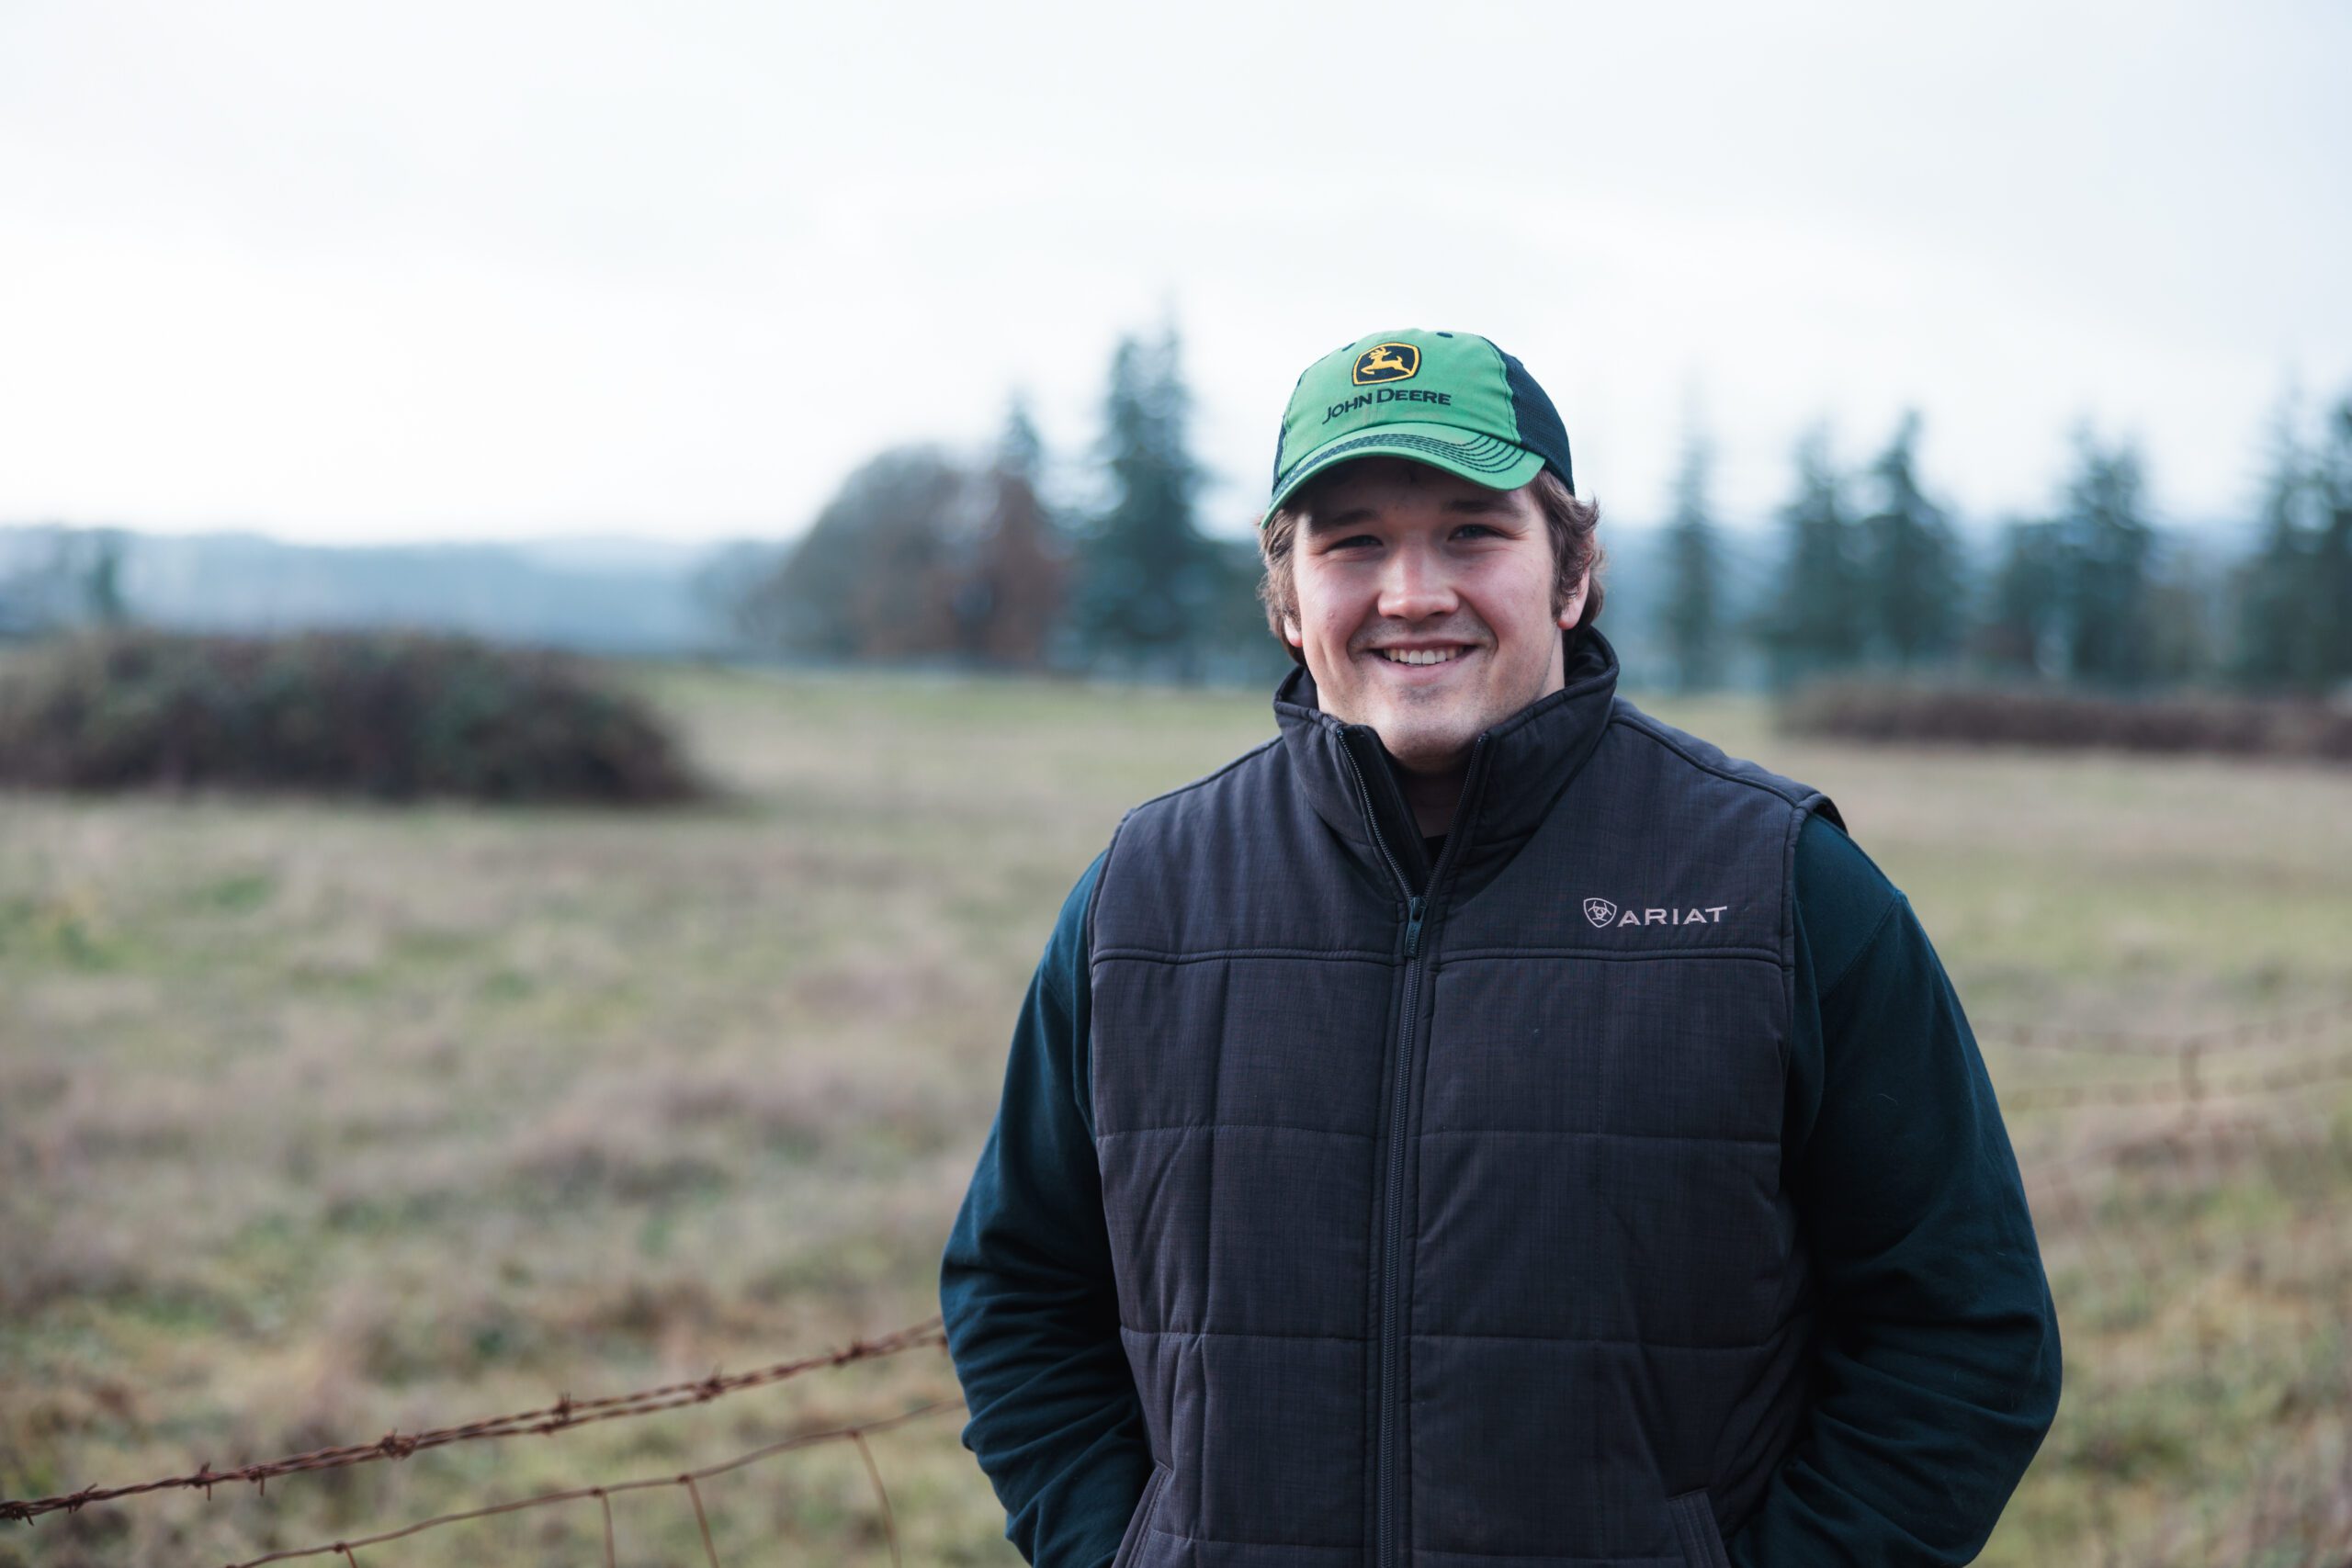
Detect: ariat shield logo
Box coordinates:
(1352, 343, 1420, 385)
(1587, 896, 1733, 930)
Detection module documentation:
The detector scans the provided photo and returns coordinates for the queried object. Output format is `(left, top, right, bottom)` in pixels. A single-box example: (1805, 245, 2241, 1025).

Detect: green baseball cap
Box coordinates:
(1263, 329, 1576, 524)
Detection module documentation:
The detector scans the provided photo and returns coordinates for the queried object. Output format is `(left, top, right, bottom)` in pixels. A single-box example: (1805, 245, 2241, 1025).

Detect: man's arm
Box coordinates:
(941, 851, 1153, 1568)
(1728, 816, 2063, 1568)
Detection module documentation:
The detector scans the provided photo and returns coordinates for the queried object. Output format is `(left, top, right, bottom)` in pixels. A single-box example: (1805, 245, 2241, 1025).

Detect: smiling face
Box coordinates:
(1282, 457, 1588, 781)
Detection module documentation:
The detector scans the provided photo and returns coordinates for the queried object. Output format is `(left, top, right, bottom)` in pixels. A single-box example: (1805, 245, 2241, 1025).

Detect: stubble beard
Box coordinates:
(1369, 688, 1483, 778)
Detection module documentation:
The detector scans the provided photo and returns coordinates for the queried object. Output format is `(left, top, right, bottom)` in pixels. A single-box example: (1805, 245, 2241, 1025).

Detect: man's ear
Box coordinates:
(1555, 576, 1589, 630)
(1283, 615, 1304, 649)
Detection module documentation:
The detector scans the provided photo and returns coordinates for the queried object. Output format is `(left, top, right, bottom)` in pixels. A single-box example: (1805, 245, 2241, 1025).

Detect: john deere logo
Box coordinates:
(1583, 897, 1618, 929)
(1352, 343, 1420, 385)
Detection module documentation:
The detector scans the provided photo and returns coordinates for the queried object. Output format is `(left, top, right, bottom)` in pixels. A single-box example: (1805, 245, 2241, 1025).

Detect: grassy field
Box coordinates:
(3, 665, 2348, 1566)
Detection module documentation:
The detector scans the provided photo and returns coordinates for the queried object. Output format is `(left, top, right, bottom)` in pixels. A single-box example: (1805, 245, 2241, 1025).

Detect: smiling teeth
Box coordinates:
(1381, 648, 1461, 665)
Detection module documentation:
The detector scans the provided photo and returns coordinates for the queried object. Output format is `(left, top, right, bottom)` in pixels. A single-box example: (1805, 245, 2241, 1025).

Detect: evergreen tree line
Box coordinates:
(726, 332, 2349, 696)
(1658, 396, 2352, 696)
(721, 325, 1280, 682)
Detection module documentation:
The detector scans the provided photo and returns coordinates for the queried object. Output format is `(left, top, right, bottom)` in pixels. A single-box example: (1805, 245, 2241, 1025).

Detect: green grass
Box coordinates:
(2, 665, 2348, 1566)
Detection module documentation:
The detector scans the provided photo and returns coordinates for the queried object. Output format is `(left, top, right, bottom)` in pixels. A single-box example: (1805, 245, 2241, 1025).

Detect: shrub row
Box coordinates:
(1780, 680, 2352, 761)
(0, 630, 700, 802)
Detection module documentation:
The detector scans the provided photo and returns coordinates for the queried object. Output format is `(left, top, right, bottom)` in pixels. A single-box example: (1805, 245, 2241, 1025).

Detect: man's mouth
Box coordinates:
(1373, 646, 1471, 666)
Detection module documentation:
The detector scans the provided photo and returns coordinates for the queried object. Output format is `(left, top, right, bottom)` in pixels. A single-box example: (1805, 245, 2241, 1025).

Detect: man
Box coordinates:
(942, 329, 2060, 1568)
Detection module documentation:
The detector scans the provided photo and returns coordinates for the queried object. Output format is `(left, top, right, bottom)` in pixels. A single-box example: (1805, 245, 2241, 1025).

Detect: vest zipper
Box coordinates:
(1377, 893, 1426, 1568)
(1338, 731, 1485, 1568)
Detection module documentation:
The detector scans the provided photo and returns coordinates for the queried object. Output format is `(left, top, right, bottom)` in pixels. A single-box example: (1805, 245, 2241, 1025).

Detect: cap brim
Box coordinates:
(1262, 423, 1545, 524)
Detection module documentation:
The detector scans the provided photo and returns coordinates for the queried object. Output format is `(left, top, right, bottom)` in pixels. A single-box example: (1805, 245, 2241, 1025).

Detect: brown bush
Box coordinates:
(0, 629, 701, 802)
(1780, 679, 2352, 762)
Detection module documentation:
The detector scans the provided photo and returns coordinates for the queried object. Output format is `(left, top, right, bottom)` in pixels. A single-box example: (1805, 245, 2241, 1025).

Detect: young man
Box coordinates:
(943, 329, 2060, 1568)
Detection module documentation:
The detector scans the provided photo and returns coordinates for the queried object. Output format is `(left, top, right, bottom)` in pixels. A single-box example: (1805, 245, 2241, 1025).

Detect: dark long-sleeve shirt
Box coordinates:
(942, 812, 2060, 1567)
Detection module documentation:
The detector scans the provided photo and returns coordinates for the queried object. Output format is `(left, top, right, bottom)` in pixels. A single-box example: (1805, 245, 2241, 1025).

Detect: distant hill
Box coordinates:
(0, 521, 1708, 680)
(4, 516, 2037, 687)
(1, 526, 734, 656)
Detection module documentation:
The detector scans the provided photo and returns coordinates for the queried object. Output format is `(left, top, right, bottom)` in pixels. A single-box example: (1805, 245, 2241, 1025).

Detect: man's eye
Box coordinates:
(1453, 524, 1498, 540)
(1330, 535, 1380, 551)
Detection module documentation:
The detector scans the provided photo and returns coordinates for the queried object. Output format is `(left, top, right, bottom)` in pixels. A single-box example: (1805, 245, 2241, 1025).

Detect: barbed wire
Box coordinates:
(6, 998, 2349, 1564)
(220, 1399, 956, 1568)
(1975, 997, 2352, 1055)
(0, 1318, 947, 1526)
(2007, 990, 2352, 1335)
(2027, 1098, 2351, 1313)
(1999, 1045, 2352, 1112)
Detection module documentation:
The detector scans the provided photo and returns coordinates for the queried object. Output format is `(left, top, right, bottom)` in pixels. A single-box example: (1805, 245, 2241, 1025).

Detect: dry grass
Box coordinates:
(1, 667, 2347, 1566)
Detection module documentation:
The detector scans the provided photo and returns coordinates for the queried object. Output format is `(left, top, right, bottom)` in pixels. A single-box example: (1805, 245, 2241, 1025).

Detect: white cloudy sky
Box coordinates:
(3, 0, 2347, 544)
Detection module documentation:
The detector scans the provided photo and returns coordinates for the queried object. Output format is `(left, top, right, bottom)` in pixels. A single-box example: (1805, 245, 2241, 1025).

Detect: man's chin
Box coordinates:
(1367, 713, 1479, 777)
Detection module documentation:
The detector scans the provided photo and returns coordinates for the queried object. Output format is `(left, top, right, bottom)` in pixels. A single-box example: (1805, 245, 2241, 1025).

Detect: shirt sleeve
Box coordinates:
(1726, 814, 2063, 1567)
(940, 850, 1153, 1568)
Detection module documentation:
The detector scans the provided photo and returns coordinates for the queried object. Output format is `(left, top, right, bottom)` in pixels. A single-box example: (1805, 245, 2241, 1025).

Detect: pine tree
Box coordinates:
(998, 394, 1045, 484)
(2141, 535, 2219, 686)
(1069, 326, 1225, 677)
(1760, 426, 1866, 687)
(1984, 519, 2065, 678)
(954, 398, 1069, 669)
(2315, 397, 2352, 686)
(1659, 435, 1726, 692)
(2230, 410, 2320, 689)
(2052, 430, 2157, 687)
(82, 530, 129, 626)
(1859, 412, 1965, 668)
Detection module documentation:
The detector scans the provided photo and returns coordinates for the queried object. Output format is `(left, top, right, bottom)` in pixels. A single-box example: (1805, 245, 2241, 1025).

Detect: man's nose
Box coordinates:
(1377, 541, 1457, 621)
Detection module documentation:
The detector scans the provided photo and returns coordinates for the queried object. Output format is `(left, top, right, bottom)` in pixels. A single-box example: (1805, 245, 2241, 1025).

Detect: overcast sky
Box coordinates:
(4, 0, 2347, 545)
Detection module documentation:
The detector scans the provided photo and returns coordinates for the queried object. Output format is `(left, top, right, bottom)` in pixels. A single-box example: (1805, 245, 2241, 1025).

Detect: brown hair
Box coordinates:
(1256, 465, 1605, 666)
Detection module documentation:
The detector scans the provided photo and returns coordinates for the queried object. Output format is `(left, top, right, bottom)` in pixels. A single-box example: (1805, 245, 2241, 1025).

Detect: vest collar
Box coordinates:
(1272, 629, 1623, 897)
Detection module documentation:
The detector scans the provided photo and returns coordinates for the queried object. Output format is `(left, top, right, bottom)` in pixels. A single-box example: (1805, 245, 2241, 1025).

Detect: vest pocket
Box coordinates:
(1667, 1488, 1732, 1568)
(1111, 1463, 1171, 1568)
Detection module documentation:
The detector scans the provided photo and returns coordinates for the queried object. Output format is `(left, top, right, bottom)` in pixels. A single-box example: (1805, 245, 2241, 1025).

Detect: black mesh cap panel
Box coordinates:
(1497, 347, 1576, 495)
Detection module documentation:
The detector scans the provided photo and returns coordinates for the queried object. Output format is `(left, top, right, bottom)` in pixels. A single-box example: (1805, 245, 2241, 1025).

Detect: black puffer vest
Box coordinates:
(1086, 631, 1838, 1568)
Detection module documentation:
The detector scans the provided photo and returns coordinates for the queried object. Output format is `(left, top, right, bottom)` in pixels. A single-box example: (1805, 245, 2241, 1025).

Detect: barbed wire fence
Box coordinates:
(5, 1000, 2350, 1565)
(216, 1401, 956, 1568)
(1991, 997, 2352, 1565)
(3, 1323, 957, 1567)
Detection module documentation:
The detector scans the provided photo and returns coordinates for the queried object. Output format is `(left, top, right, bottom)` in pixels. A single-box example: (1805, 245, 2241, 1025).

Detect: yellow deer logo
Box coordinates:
(1351, 343, 1420, 385)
